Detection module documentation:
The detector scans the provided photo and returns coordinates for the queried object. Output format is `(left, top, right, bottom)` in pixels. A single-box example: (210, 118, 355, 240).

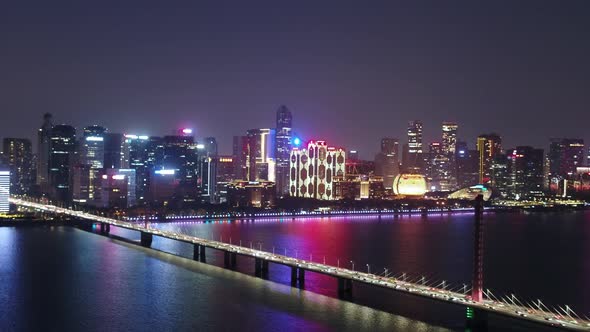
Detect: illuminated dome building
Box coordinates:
(447, 184, 492, 201)
(392, 174, 427, 196)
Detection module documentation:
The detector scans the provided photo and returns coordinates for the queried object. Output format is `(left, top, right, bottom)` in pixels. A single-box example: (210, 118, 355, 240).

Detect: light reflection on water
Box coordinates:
(0, 226, 451, 332)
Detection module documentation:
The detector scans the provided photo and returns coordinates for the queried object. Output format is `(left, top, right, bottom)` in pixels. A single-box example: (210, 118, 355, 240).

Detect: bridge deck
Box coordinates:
(11, 197, 590, 331)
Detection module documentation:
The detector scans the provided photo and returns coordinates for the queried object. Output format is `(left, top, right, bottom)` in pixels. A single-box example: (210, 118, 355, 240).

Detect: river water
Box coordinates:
(1, 210, 588, 331)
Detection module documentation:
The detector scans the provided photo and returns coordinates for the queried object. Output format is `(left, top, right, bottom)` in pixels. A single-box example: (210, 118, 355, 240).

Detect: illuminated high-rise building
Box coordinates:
(78, 125, 107, 200)
(161, 134, 199, 202)
(440, 122, 458, 190)
(49, 124, 76, 202)
(232, 136, 248, 181)
(199, 137, 218, 203)
(476, 133, 502, 184)
(374, 138, 399, 189)
(426, 142, 444, 190)
(506, 146, 544, 199)
(548, 138, 585, 180)
(80, 125, 106, 168)
(455, 141, 479, 188)
(103, 133, 124, 169)
(121, 134, 161, 203)
(0, 168, 9, 213)
(36, 113, 53, 190)
(275, 105, 292, 197)
(96, 168, 137, 208)
(2, 138, 34, 195)
(441, 122, 458, 155)
(289, 140, 346, 200)
(403, 121, 423, 173)
(246, 128, 276, 182)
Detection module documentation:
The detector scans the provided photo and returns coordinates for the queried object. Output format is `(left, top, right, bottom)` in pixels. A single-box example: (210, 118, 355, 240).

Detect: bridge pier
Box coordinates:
(297, 268, 305, 288)
(100, 223, 110, 234)
(290, 267, 305, 288)
(193, 244, 200, 261)
(230, 252, 237, 267)
(199, 245, 206, 263)
(465, 307, 488, 331)
(262, 260, 269, 277)
(254, 258, 268, 278)
(291, 267, 298, 286)
(337, 278, 353, 299)
(140, 231, 152, 247)
(224, 251, 237, 268)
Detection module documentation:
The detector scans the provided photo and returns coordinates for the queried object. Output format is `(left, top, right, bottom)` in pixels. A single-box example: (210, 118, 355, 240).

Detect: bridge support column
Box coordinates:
(230, 252, 237, 268)
(254, 258, 262, 276)
(337, 278, 353, 299)
(291, 267, 298, 286)
(465, 307, 487, 330)
(199, 245, 206, 263)
(224, 251, 231, 268)
(261, 260, 269, 279)
(471, 195, 485, 303)
(100, 223, 110, 234)
(297, 268, 305, 288)
(140, 232, 152, 247)
(193, 244, 200, 261)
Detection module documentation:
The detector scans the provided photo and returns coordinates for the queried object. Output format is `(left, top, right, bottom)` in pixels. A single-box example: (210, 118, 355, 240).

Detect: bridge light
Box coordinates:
(466, 307, 474, 319)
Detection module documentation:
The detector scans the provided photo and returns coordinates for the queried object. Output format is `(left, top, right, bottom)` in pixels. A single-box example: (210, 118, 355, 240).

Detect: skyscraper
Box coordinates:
(199, 137, 218, 203)
(476, 133, 502, 184)
(36, 113, 53, 189)
(0, 168, 9, 213)
(426, 142, 443, 191)
(78, 125, 107, 201)
(440, 122, 458, 190)
(375, 138, 399, 189)
(79, 125, 106, 168)
(232, 135, 249, 181)
(2, 138, 34, 195)
(441, 122, 458, 155)
(121, 134, 163, 203)
(161, 134, 199, 202)
(246, 128, 276, 182)
(506, 146, 544, 199)
(289, 140, 346, 200)
(548, 138, 585, 180)
(403, 121, 423, 173)
(49, 124, 76, 202)
(275, 106, 293, 197)
(455, 141, 479, 188)
(104, 133, 124, 169)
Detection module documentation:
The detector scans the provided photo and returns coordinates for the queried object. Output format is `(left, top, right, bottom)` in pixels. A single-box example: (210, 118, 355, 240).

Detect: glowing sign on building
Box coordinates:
(155, 169, 175, 175)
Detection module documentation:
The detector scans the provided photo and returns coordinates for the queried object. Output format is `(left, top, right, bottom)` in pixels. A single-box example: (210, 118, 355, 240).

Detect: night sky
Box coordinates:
(1, 1, 589, 158)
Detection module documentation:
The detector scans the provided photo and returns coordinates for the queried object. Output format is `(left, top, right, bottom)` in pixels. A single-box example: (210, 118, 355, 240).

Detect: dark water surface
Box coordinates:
(2, 210, 588, 331)
(0, 226, 449, 332)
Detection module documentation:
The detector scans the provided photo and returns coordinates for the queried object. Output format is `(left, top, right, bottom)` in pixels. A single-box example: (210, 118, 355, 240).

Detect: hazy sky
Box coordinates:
(1, 1, 589, 158)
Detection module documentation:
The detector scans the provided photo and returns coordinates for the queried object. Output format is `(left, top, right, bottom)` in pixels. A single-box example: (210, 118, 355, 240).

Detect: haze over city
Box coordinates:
(2, 1, 590, 157)
(2, 2, 590, 332)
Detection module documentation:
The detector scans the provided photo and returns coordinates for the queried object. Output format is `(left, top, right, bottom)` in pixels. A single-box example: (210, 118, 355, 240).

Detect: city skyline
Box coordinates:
(1, 2, 590, 157)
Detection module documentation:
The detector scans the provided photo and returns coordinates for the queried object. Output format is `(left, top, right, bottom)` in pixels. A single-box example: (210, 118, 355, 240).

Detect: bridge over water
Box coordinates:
(10, 197, 590, 331)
